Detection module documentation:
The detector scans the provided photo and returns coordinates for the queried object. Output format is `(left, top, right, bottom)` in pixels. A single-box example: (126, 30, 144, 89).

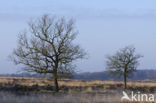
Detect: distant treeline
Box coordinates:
(73, 70, 156, 81)
(0, 73, 49, 78)
(1, 70, 156, 80)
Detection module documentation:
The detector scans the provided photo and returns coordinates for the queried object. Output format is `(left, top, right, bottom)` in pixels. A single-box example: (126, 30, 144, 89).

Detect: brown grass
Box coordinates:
(0, 76, 156, 92)
(0, 76, 156, 102)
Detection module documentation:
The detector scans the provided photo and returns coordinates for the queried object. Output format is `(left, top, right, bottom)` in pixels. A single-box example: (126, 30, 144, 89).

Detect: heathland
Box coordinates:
(0, 76, 155, 103)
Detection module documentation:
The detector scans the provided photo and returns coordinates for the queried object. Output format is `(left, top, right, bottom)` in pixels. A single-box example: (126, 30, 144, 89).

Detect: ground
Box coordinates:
(0, 76, 155, 103)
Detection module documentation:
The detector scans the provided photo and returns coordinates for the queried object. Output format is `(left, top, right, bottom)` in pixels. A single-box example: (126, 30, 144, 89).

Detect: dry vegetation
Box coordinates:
(0, 76, 156, 92)
(0, 76, 156, 103)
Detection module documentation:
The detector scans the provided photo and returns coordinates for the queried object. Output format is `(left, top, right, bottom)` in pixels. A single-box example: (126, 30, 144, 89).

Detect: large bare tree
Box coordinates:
(10, 15, 86, 92)
(106, 46, 142, 89)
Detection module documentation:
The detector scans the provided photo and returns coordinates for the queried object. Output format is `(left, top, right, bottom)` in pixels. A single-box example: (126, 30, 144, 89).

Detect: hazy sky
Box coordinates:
(1, 0, 156, 73)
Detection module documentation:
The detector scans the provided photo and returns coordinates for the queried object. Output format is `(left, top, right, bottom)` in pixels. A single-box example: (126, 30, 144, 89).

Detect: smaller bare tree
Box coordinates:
(106, 46, 142, 89)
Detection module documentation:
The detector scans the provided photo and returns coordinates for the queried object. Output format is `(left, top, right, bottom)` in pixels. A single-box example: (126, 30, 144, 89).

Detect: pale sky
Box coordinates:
(1, 0, 156, 73)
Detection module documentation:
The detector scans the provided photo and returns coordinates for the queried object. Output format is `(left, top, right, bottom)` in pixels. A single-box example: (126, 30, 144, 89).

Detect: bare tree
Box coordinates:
(106, 46, 142, 89)
(10, 15, 86, 92)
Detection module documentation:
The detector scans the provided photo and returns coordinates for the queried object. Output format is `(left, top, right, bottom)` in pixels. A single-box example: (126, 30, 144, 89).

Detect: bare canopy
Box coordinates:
(10, 15, 86, 92)
(106, 46, 142, 89)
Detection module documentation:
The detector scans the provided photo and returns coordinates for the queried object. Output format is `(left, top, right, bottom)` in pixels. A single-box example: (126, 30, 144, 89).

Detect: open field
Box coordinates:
(0, 76, 156, 103)
(0, 76, 156, 92)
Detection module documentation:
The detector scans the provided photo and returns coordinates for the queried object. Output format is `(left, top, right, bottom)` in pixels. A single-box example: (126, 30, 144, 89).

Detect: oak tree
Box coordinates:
(106, 46, 142, 89)
(10, 15, 86, 92)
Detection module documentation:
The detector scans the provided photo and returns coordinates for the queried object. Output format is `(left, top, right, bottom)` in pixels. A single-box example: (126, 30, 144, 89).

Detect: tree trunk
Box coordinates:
(53, 69, 59, 92)
(124, 68, 127, 89)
